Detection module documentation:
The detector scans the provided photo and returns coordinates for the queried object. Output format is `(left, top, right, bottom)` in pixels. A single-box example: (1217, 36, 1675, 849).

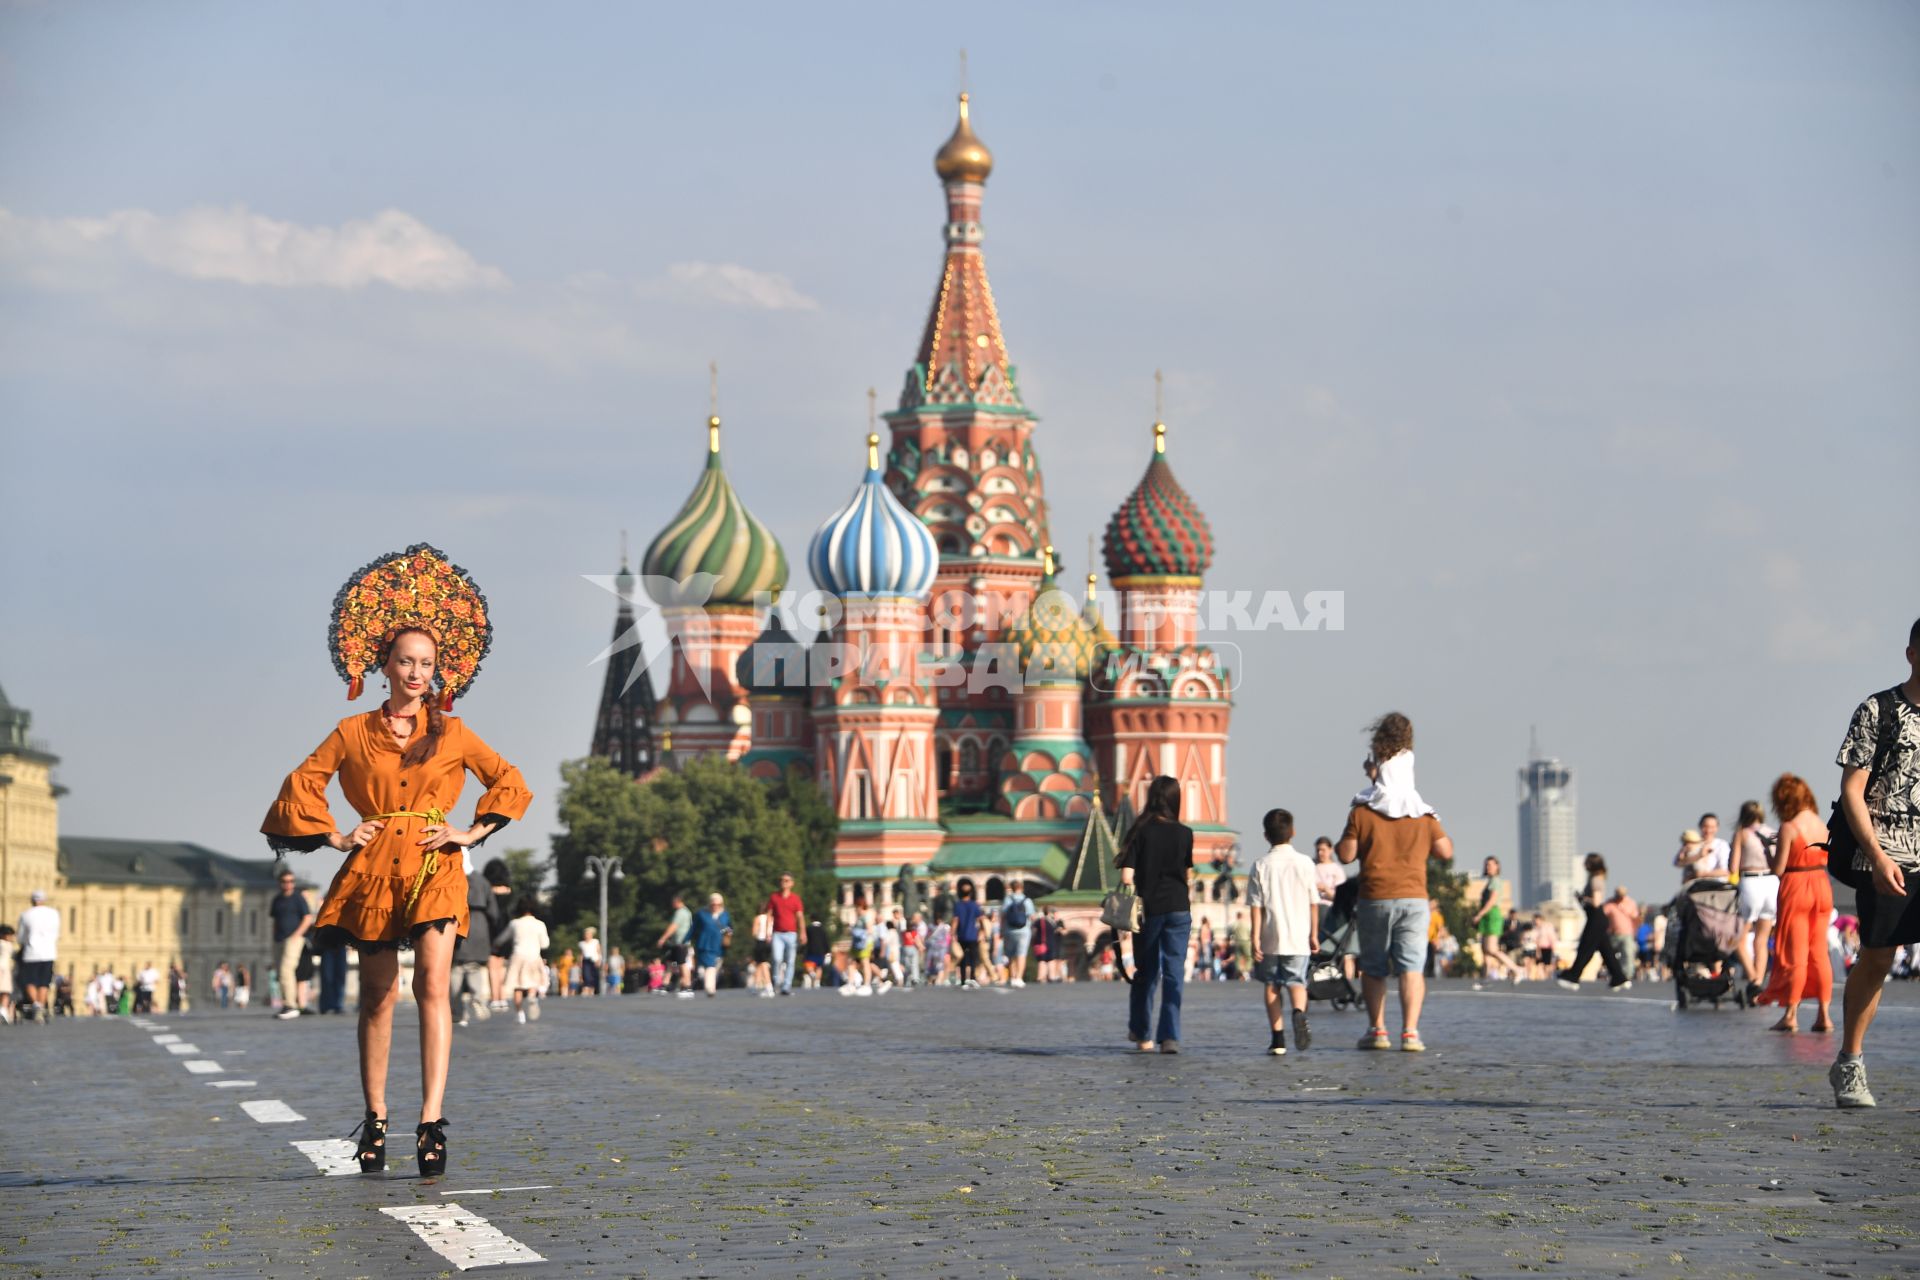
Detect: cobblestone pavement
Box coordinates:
(2, 978, 1917, 1278)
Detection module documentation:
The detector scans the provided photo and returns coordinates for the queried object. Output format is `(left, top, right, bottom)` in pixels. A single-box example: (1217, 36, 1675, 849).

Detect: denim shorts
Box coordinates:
(1357, 898, 1430, 977)
(1253, 954, 1309, 989)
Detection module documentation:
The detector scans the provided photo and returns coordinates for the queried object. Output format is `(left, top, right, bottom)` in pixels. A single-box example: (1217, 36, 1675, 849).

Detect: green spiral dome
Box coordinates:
(642, 418, 789, 608)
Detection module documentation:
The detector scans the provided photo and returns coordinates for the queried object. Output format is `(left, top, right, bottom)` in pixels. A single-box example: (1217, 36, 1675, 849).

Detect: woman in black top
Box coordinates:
(1118, 775, 1196, 1053)
(1556, 852, 1631, 991)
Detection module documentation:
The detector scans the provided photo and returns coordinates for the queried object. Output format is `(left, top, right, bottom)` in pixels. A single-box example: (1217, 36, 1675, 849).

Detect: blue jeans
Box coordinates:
(318, 945, 349, 1013)
(1128, 911, 1191, 1045)
(1357, 898, 1429, 978)
(771, 931, 798, 993)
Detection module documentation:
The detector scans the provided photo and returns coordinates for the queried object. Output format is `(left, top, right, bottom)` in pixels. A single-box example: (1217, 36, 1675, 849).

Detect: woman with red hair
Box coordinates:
(1757, 773, 1833, 1033)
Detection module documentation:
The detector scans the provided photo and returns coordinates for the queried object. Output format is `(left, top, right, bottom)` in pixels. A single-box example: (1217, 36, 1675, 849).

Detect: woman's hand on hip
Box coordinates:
(332, 820, 384, 852)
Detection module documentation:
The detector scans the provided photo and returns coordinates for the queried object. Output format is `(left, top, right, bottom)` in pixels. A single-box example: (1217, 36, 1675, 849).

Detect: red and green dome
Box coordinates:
(1102, 423, 1213, 582)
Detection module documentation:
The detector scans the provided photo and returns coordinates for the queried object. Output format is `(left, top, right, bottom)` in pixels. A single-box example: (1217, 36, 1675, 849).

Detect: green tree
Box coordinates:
(766, 762, 840, 944)
(492, 846, 548, 905)
(546, 754, 837, 967)
(547, 756, 648, 956)
(1429, 855, 1478, 976)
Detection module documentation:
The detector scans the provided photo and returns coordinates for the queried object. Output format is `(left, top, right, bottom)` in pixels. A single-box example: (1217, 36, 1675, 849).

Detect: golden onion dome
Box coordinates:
(1005, 547, 1095, 684)
(934, 93, 994, 184)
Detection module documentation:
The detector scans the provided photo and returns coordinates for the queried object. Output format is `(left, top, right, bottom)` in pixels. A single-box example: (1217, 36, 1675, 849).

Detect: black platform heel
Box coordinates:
(349, 1111, 387, 1174)
(415, 1118, 449, 1179)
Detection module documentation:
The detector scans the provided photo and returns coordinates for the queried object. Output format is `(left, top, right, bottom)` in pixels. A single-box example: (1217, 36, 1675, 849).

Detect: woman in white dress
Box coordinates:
(501, 899, 550, 1024)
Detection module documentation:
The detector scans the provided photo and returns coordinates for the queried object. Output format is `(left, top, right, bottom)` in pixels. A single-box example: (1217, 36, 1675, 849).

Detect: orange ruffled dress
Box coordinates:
(261, 711, 532, 950)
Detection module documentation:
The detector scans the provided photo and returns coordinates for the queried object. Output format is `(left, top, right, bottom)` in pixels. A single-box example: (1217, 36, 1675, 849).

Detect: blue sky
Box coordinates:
(3, 2, 1916, 900)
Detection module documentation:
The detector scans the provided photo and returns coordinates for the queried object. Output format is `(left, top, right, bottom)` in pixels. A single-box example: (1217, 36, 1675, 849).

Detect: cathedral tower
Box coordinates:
(1087, 416, 1236, 865)
(809, 432, 945, 901)
(641, 412, 788, 762)
(588, 544, 659, 778)
(882, 93, 1052, 813)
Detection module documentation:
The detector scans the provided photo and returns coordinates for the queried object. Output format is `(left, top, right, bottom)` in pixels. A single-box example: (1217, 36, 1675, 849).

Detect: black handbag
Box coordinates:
(1822, 688, 1901, 892)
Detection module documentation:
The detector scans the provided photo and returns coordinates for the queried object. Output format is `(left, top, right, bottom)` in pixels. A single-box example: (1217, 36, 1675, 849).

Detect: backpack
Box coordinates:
(1823, 688, 1904, 892)
(1002, 895, 1030, 930)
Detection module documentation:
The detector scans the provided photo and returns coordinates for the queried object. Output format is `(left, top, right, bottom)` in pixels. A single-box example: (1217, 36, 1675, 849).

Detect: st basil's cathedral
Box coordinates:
(591, 95, 1238, 917)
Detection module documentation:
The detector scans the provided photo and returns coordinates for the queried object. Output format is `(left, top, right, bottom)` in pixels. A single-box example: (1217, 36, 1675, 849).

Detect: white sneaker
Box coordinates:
(676, 990, 696, 1000)
(275, 1008, 301, 1020)
(1010, 978, 1026, 988)
(526, 997, 541, 1022)
(516, 1010, 527, 1024)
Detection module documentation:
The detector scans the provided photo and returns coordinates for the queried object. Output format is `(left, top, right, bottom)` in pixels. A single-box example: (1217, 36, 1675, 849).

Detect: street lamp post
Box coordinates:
(582, 855, 625, 995)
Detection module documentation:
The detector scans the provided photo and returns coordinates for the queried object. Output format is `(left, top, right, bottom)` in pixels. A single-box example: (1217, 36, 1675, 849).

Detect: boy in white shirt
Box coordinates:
(1248, 809, 1321, 1055)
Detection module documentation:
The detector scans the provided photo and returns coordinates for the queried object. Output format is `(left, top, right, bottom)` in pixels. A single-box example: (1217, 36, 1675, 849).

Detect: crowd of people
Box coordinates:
(16, 604, 1920, 1135)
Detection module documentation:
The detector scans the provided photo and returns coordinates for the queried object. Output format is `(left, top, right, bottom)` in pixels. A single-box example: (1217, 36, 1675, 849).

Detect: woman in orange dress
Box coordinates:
(262, 545, 530, 1179)
(1757, 773, 1833, 1034)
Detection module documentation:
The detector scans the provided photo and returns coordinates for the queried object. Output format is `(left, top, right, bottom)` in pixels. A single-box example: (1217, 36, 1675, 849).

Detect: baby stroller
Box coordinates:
(1665, 879, 1748, 1010)
(1307, 880, 1361, 1011)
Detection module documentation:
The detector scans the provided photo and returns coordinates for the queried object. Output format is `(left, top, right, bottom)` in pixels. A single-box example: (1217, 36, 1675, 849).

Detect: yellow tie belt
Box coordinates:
(362, 808, 450, 911)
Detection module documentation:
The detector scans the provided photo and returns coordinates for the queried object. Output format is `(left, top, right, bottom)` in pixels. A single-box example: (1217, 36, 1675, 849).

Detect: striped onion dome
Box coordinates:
(643, 416, 789, 608)
(809, 433, 939, 599)
(1005, 548, 1096, 683)
(1103, 421, 1214, 582)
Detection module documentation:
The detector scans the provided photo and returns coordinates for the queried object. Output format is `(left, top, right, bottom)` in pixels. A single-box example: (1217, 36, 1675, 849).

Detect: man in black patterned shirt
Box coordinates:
(1830, 616, 1920, 1110)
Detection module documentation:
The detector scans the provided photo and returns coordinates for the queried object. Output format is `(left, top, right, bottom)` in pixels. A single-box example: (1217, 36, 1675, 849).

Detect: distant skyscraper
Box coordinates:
(1517, 736, 1577, 909)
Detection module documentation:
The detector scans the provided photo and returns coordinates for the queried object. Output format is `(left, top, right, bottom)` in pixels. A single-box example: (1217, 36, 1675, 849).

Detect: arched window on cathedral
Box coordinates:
(960, 740, 980, 775)
(937, 743, 953, 794)
(986, 876, 1005, 903)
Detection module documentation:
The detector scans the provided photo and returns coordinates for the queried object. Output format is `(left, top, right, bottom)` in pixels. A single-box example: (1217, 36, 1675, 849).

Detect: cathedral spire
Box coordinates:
(591, 537, 657, 778)
(904, 91, 1024, 413)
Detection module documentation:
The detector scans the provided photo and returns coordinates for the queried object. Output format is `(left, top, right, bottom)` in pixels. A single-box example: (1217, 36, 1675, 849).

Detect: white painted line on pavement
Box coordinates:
(165, 1043, 200, 1054)
(439, 1185, 556, 1197)
(152, 1034, 181, 1044)
(381, 1203, 544, 1270)
(240, 1099, 306, 1124)
(183, 1060, 223, 1074)
(207, 1080, 258, 1089)
(292, 1138, 361, 1176)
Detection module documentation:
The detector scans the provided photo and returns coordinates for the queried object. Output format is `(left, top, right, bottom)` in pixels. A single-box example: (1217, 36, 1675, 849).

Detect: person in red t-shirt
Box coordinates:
(762, 873, 806, 996)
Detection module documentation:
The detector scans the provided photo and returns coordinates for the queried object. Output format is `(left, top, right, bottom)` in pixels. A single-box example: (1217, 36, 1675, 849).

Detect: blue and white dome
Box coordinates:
(809, 433, 939, 599)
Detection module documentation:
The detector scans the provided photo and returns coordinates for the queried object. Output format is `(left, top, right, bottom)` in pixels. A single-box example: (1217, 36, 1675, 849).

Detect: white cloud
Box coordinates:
(0, 204, 509, 292)
(651, 260, 819, 311)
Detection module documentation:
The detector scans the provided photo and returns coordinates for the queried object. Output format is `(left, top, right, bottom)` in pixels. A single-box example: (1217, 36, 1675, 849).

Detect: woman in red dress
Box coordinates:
(1758, 773, 1833, 1034)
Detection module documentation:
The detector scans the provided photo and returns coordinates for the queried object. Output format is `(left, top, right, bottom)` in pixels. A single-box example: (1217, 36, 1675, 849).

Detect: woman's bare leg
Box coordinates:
(357, 950, 401, 1115)
(1750, 918, 1774, 990)
(412, 926, 455, 1123)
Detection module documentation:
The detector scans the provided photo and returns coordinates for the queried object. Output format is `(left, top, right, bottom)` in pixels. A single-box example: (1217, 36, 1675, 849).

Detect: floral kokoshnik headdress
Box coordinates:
(330, 543, 492, 709)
